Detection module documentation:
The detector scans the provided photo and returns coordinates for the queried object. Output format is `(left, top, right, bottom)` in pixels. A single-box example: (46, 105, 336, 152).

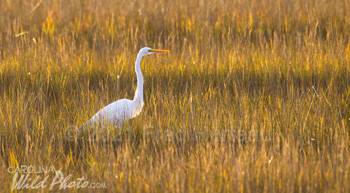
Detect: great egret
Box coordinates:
(80, 47, 170, 131)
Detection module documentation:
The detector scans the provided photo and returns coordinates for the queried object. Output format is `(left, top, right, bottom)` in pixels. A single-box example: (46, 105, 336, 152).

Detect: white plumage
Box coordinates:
(81, 47, 169, 130)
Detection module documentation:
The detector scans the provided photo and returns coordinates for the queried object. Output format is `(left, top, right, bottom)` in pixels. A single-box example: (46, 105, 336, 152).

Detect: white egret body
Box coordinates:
(82, 47, 169, 129)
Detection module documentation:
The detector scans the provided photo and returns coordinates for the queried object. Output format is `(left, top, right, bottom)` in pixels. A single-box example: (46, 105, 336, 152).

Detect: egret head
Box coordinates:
(139, 47, 170, 55)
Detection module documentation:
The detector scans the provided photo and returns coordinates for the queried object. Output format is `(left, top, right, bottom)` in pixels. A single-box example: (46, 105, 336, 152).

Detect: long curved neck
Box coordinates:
(133, 52, 144, 105)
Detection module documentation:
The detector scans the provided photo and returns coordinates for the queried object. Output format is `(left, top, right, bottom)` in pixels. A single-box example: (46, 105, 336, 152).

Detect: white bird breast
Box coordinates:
(89, 98, 142, 128)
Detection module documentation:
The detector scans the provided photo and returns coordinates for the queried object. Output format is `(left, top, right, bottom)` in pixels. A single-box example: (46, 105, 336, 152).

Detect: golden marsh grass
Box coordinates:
(0, 0, 350, 192)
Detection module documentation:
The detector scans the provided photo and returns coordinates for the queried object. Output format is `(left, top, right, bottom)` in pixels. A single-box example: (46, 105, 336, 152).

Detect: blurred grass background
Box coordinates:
(0, 0, 350, 192)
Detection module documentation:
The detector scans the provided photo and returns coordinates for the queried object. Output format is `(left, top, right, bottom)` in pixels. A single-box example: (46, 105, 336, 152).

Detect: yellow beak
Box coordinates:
(150, 49, 170, 53)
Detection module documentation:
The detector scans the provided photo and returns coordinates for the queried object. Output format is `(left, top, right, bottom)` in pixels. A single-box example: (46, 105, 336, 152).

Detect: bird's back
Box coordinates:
(78, 99, 131, 131)
(90, 98, 135, 126)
